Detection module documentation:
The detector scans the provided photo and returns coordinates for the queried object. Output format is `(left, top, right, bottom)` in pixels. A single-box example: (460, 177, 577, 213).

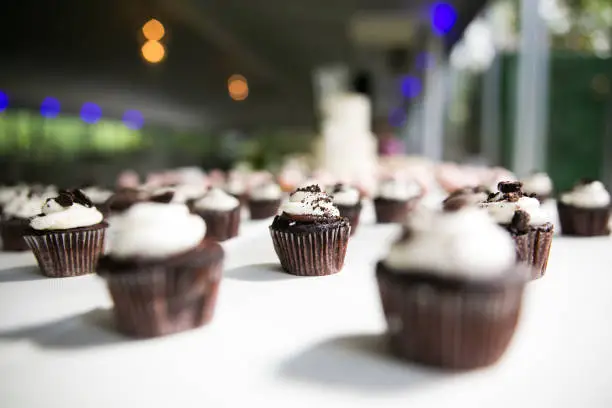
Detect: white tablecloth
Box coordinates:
(1, 204, 612, 408)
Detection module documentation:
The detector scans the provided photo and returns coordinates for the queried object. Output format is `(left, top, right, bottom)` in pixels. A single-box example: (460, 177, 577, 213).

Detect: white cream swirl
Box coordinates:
(2, 192, 45, 219)
(521, 173, 553, 196)
(81, 187, 114, 205)
(30, 198, 104, 230)
(107, 202, 206, 259)
(328, 184, 360, 206)
(560, 181, 610, 208)
(377, 179, 422, 201)
(384, 208, 515, 278)
(279, 186, 340, 217)
(0, 185, 28, 205)
(225, 177, 246, 195)
(194, 188, 240, 211)
(152, 184, 207, 204)
(480, 196, 552, 226)
(250, 183, 282, 201)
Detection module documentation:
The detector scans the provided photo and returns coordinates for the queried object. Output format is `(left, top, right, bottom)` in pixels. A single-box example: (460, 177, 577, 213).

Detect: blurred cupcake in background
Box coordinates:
(193, 188, 241, 241)
(480, 182, 554, 279)
(0, 190, 47, 251)
(520, 172, 553, 202)
(0, 183, 29, 213)
(442, 185, 491, 211)
(149, 183, 207, 209)
(376, 207, 528, 369)
(248, 180, 283, 220)
(270, 185, 350, 276)
(224, 171, 248, 207)
(80, 185, 114, 215)
(435, 163, 481, 194)
(24, 189, 107, 277)
(327, 183, 362, 235)
(206, 169, 227, 189)
(97, 202, 223, 338)
(373, 177, 424, 223)
(116, 170, 140, 190)
(558, 179, 610, 236)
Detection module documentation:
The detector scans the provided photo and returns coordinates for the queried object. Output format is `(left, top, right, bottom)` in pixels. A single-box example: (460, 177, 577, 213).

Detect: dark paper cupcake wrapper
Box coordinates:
(337, 204, 362, 235)
(198, 206, 241, 241)
(269, 224, 350, 276)
(248, 199, 281, 220)
(376, 264, 524, 370)
(374, 198, 419, 224)
(24, 227, 107, 278)
(513, 227, 553, 280)
(1, 218, 30, 251)
(557, 202, 610, 236)
(99, 257, 223, 338)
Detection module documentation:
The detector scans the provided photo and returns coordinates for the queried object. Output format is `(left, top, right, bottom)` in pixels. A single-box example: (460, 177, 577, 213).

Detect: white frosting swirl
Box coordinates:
(250, 183, 282, 201)
(2, 192, 45, 219)
(377, 179, 422, 201)
(225, 177, 246, 195)
(0, 185, 28, 205)
(384, 208, 515, 278)
(560, 181, 610, 208)
(480, 196, 552, 226)
(107, 202, 206, 259)
(30, 197, 104, 230)
(80, 187, 114, 205)
(328, 185, 360, 206)
(194, 188, 240, 211)
(521, 173, 553, 196)
(152, 184, 207, 204)
(279, 186, 340, 217)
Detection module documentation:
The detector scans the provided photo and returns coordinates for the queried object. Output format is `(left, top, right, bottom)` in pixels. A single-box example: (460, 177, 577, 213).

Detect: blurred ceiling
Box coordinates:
(0, 0, 486, 130)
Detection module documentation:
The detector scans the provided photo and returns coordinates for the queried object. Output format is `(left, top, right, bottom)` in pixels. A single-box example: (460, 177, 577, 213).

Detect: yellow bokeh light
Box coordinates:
(142, 19, 165, 41)
(141, 40, 165, 63)
(228, 74, 248, 101)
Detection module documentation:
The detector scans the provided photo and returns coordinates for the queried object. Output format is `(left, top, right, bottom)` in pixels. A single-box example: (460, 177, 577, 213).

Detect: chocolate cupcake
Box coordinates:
(248, 181, 283, 220)
(480, 182, 554, 280)
(0, 190, 49, 251)
(270, 185, 350, 276)
(23, 189, 108, 278)
(374, 178, 423, 224)
(558, 179, 610, 236)
(377, 207, 528, 370)
(442, 186, 490, 211)
(193, 188, 241, 241)
(327, 183, 362, 235)
(520, 172, 553, 202)
(98, 202, 223, 338)
(224, 174, 248, 207)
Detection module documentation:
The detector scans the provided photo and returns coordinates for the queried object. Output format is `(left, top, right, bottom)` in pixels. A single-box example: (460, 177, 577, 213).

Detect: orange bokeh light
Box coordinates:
(142, 19, 165, 41)
(141, 40, 165, 63)
(228, 74, 248, 101)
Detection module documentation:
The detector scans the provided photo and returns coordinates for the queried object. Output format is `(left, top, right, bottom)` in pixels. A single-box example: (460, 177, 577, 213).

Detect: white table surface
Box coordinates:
(1, 202, 612, 408)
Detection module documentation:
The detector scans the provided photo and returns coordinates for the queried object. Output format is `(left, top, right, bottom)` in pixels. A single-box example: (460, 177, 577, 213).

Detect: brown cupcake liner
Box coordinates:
(512, 226, 553, 280)
(376, 263, 525, 370)
(336, 204, 362, 235)
(269, 224, 350, 276)
(99, 254, 223, 338)
(197, 206, 241, 241)
(248, 199, 281, 220)
(557, 202, 610, 236)
(0, 218, 30, 251)
(24, 226, 107, 277)
(374, 198, 419, 224)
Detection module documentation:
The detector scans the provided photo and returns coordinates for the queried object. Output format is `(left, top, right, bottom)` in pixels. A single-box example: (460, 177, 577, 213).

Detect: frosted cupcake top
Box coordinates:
(30, 190, 104, 230)
(107, 202, 206, 259)
(250, 182, 282, 201)
(0, 184, 28, 205)
(377, 178, 422, 201)
(479, 182, 552, 226)
(327, 184, 360, 206)
(2, 191, 47, 219)
(279, 185, 340, 217)
(520, 172, 553, 197)
(80, 186, 114, 205)
(193, 187, 240, 211)
(150, 184, 207, 204)
(384, 207, 515, 278)
(560, 179, 610, 208)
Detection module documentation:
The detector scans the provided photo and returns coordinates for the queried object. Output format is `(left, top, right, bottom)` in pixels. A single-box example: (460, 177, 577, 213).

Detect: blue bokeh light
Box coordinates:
(122, 109, 144, 130)
(40, 97, 61, 118)
(0, 91, 8, 112)
(400, 75, 422, 99)
(431, 2, 457, 36)
(80, 102, 102, 124)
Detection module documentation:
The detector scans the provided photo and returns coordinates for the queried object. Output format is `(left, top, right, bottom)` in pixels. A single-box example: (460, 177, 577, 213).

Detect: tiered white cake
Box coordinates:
(316, 93, 378, 194)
